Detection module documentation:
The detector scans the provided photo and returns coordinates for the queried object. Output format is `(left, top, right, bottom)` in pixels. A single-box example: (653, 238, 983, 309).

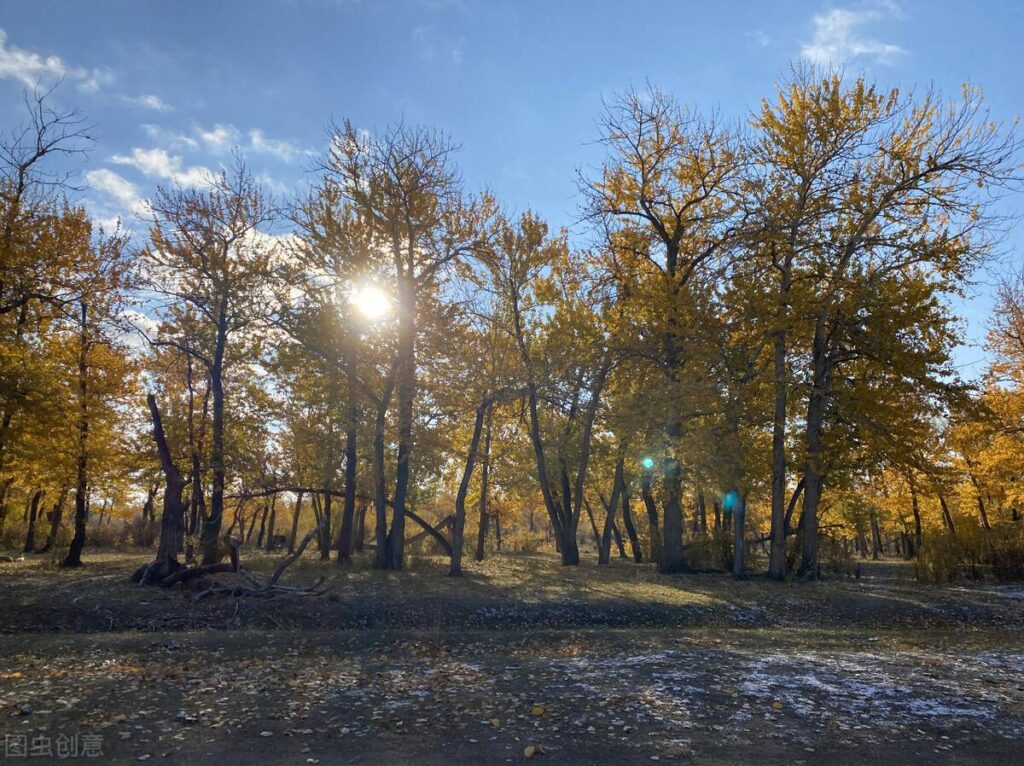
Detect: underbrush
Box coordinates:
(916, 522, 1024, 582)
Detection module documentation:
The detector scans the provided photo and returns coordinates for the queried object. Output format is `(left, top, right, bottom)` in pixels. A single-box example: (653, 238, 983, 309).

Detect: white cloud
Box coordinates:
(249, 129, 311, 161)
(801, 3, 906, 67)
(85, 168, 139, 208)
(110, 147, 213, 187)
(85, 168, 149, 217)
(0, 27, 112, 92)
(198, 123, 240, 152)
(122, 94, 172, 112)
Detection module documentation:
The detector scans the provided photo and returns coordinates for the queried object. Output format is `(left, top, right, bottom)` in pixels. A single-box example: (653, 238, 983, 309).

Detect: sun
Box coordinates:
(351, 284, 391, 321)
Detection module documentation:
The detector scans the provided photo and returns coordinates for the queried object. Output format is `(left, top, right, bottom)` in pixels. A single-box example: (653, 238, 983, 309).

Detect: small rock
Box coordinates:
(18, 704, 32, 716)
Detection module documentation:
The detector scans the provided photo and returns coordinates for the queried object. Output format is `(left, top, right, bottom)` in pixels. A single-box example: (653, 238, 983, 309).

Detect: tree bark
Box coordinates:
(387, 268, 416, 571)
(337, 358, 358, 564)
(451, 394, 489, 576)
(938, 491, 957, 537)
(968, 473, 992, 531)
(62, 303, 91, 568)
(621, 479, 643, 562)
(287, 491, 304, 554)
(598, 457, 625, 565)
(38, 489, 69, 554)
(731, 491, 746, 579)
(140, 394, 187, 582)
(769, 260, 792, 580)
(200, 317, 227, 565)
(23, 489, 43, 553)
(641, 470, 661, 564)
(373, 373, 395, 569)
(474, 403, 493, 562)
(797, 317, 830, 579)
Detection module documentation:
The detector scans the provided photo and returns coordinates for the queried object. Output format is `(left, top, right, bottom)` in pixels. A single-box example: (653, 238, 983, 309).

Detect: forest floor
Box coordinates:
(0, 550, 1023, 764)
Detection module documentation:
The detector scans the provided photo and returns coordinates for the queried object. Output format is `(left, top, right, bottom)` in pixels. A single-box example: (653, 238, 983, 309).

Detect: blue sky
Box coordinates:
(1, 0, 1021, 375)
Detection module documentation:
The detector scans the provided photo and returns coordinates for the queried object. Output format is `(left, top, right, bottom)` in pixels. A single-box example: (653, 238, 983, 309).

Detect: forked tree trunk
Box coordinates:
(598, 457, 625, 565)
(23, 489, 44, 553)
(621, 480, 643, 562)
(451, 394, 489, 577)
(38, 489, 70, 554)
(133, 394, 188, 584)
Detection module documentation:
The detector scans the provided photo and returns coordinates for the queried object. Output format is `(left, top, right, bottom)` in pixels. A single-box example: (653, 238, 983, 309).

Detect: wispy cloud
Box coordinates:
(140, 124, 198, 151)
(411, 25, 464, 64)
(0, 27, 111, 92)
(110, 147, 213, 187)
(198, 123, 241, 152)
(249, 129, 312, 162)
(121, 93, 173, 112)
(85, 168, 140, 207)
(747, 30, 771, 48)
(801, 3, 906, 67)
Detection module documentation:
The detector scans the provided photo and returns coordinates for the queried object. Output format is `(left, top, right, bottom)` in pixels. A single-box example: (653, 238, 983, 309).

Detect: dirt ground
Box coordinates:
(1, 551, 1022, 764)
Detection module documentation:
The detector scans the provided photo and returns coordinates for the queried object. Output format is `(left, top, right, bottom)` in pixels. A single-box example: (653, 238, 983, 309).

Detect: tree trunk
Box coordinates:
(938, 492, 957, 537)
(387, 270, 416, 571)
(354, 501, 367, 552)
(0, 477, 13, 536)
(62, 303, 90, 570)
(583, 498, 602, 550)
(769, 308, 790, 579)
(373, 374, 395, 569)
(38, 488, 69, 553)
(138, 394, 187, 582)
(287, 491, 304, 554)
(598, 457, 625, 565)
(200, 323, 227, 565)
(612, 521, 627, 559)
(451, 394, 489, 576)
(264, 493, 277, 551)
(337, 360, 358, 564)
(968, 473, 992, 531)
(870, 512, 882, 560)
(731, 491, 746, 579)
(255, 499, 270, 548)
(641, 471, 661, 564)
(797, 318, 830, 579)
(474, 404, 493, 562)
(660, 448, 687, 573)
(23, 489, 44, 553)
(621, 479, 643, 562)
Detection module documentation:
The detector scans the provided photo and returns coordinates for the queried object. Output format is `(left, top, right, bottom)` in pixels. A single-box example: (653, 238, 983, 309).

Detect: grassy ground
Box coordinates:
(1, 549, 1023, 764)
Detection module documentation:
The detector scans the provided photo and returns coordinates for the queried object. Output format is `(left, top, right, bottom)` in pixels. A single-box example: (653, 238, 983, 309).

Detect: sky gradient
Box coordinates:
(1, 0, 1021, 375)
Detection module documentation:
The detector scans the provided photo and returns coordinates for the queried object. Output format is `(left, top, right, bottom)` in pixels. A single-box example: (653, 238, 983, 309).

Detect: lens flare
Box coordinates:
(352, 285, 391, 321)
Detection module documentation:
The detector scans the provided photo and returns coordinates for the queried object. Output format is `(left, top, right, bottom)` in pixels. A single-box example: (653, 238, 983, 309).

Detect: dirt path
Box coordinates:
(1, 628, 1022, 765)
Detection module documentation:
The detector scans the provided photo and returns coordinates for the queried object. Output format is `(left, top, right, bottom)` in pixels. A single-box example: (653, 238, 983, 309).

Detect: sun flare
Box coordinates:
(351, 284, 391, 321)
